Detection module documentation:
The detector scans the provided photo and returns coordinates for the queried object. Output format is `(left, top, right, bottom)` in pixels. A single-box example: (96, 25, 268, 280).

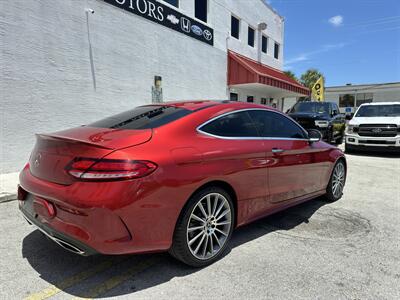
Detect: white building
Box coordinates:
(0, 0, 309, 173)
(325, 82, 400, 114)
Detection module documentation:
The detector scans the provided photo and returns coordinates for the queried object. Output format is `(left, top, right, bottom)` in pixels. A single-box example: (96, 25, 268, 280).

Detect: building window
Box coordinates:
(230, 93, 238, 101)
(162, 0, 179, 7)
(248, 27, 255, 47)
(274, 42, 280, 59)
(231, 15, 240, 39)
(356, 93, 373, 106)
(262, 35, 268, 54)
(261, 98, 267, 105)
(247, 96, 254, 103)
(339, 94, 355, 108)
(195, 0, 208, 23)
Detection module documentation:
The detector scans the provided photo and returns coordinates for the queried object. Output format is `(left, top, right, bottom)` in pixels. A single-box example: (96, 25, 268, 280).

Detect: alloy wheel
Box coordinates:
(186, 193, 232, 260)
(332, 162, 345, 198)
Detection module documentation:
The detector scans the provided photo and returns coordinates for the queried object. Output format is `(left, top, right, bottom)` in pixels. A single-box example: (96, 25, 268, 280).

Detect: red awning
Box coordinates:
(228, 51, 310, 96)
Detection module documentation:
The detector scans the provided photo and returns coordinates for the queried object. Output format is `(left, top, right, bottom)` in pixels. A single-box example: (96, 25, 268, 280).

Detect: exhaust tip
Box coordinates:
(53, 237, 86, 255)
(22, 213, 87, 256)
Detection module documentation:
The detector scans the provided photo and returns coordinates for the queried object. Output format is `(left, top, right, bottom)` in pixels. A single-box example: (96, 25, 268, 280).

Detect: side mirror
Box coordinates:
(307, 129, 322, 143)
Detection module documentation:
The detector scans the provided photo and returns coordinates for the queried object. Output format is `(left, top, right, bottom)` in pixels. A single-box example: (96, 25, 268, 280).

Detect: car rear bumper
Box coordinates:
(20, 204, 98, 256)
(18, 164, 177, 255)
(345, 134, 400, 151)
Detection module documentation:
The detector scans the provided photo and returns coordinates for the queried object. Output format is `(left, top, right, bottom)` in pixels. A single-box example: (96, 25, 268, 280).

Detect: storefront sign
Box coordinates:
(103, 0, 214, 46)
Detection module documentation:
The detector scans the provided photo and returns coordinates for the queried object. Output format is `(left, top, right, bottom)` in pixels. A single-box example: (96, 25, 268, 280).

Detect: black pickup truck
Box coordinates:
(287, 101, 346, 144)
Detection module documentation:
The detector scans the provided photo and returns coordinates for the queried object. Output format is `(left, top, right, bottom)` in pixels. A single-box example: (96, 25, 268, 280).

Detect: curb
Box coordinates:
(0, 193, 17, 203)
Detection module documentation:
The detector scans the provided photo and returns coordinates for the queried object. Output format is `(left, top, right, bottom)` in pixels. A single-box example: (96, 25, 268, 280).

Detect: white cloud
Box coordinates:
(284, 43, 346, 67)
(329, 15, 344, 27)
(285, 54, 308, 65)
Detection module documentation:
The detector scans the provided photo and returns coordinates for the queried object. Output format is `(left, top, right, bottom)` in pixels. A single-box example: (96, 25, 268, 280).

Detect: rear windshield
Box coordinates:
(89, 106, 192, 129)
(355, 104, 400, 117)
(290, 102, 330, 114)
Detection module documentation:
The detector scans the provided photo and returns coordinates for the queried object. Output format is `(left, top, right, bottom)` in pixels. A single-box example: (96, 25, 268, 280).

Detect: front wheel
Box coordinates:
(325, 160, 346, 202)
(169, 187, 234, 267)
(335, 134, 344, 145)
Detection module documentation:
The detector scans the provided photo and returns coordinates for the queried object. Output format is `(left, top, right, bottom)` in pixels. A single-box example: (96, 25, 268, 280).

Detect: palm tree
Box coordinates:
(300, 69, 325, 90)
(283, 70, 298, 82)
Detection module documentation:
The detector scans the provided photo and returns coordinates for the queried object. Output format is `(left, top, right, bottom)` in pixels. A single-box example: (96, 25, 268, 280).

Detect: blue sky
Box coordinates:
(267, 0, 400, 86)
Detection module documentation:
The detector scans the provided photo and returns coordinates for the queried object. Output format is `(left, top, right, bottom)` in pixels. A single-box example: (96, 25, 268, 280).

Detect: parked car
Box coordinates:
(345, 102, 400, 152)
(287, 101, 346, 144)
(18, 101, 346, 267)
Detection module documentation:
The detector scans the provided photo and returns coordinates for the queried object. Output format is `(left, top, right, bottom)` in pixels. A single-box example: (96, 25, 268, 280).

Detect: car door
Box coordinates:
(197, 111, 269, 222)
(248, 109, 325, 204)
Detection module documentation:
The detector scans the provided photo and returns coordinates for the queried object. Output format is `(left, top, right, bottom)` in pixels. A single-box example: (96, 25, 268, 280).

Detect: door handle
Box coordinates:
(272, 148, 284, 154)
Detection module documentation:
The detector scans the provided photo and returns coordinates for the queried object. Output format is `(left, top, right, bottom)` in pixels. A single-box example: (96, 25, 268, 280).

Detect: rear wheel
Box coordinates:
(325, 160, 346, 202)
(169, 187, 234, 267)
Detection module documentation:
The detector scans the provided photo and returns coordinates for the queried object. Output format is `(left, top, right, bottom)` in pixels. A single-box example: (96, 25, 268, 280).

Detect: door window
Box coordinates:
(248, 110, 307, 139)
(332, 103, 339, 115)
(199, 111, 258, 138)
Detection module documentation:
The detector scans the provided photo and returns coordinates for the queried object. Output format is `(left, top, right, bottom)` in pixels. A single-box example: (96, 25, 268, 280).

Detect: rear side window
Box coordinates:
(200, 111, 259, 138)
(333, 103, 339, 112)
(248, 110, 307, 139)
(89, 106, 191, 130)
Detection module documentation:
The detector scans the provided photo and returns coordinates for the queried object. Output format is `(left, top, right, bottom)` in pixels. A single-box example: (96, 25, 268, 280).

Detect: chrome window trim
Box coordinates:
(196, 108, 309, 141)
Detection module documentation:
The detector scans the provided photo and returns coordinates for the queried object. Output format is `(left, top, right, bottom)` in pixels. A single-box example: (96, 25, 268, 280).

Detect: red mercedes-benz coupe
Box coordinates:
(19, 101, 346, 267)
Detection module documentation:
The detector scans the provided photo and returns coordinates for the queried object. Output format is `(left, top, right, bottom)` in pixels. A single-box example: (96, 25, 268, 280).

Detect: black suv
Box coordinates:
(287, 101, 346, 144)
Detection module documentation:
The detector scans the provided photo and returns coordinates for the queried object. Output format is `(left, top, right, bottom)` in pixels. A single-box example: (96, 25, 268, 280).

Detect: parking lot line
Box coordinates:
(24, 259, 119, 300)
(71, 258, 160, 300)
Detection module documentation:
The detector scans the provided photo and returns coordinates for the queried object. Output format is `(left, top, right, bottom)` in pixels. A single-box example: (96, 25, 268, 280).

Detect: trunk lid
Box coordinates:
(29, 126, 152, 185)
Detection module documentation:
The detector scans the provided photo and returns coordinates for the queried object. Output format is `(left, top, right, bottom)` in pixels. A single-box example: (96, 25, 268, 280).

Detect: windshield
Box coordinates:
(290, 102, 330, 114)
(89, 106, 192, 129)
(355, 104, 400, 117)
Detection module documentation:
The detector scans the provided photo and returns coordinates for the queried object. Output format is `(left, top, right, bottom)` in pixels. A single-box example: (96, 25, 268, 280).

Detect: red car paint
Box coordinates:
(19, 101, 345, 255)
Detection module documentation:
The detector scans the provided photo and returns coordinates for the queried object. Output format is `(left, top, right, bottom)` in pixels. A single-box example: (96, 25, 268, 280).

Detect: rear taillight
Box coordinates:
(66, 158, 157, 181)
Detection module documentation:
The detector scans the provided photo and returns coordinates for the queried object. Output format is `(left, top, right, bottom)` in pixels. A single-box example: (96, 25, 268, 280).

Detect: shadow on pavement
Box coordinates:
(22, 197, 328, 298)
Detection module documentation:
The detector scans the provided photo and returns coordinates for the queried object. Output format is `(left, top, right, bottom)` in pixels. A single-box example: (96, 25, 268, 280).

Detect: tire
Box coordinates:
(325, 159, 346, 202)
(345, 143, 354, 153)
(335, 135, 344, 145)
(326, 128, 335, 144)
(169, 187, 235, 267)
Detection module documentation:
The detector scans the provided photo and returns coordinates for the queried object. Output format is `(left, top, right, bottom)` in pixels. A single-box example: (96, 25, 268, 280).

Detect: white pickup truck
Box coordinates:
(345, 102, 400, 152)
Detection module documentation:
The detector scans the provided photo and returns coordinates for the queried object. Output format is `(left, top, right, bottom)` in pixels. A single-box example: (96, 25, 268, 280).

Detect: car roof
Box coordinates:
(359, 102, 400, 106)
(296, 101, 332, 104)
(143, 100, 280, 112)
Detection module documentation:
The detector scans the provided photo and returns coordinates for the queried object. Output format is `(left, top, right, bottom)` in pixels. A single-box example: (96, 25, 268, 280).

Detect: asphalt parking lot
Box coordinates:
(1, 149, 399, 299)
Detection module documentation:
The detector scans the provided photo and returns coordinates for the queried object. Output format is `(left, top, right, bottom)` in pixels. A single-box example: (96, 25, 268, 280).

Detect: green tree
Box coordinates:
(300, 69, 325, 90)
(283, 70, 298, 82)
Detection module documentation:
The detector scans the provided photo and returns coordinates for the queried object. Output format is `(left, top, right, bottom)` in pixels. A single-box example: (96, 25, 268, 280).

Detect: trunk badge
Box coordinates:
(34, 153, 42, 167)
